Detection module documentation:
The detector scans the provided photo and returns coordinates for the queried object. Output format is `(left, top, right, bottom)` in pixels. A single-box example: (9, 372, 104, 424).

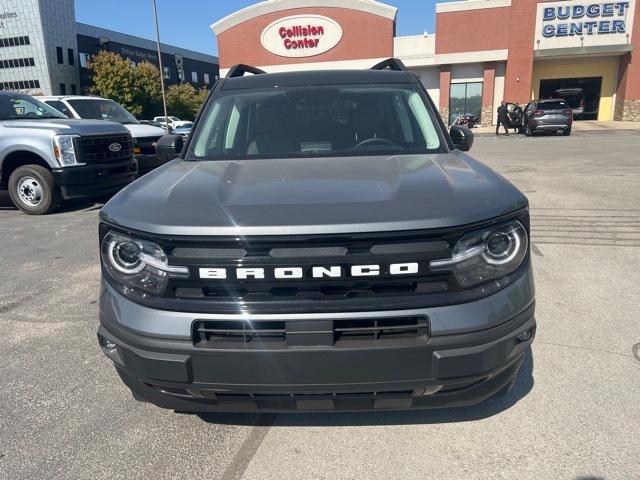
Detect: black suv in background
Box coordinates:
(521, 99, 572, 136)
(98, 59, 535, 412)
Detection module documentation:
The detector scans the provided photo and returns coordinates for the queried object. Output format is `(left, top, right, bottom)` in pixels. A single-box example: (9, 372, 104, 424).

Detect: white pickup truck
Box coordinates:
(0, 91, 137, 214)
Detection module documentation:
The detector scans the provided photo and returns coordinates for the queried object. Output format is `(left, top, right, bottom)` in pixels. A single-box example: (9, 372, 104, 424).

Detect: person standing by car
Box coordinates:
(496, 101, 511, 136)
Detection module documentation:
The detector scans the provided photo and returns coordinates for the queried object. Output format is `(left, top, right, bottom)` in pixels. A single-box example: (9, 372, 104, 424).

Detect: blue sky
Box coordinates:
(75, 0, 444, 56)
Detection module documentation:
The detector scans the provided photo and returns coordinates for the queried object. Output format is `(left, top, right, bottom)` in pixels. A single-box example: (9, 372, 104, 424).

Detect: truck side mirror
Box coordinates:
(155, 134, 184, 163)
(449, 125, 474, 152)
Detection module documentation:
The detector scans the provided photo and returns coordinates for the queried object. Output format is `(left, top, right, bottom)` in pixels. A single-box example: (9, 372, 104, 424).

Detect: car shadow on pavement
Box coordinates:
(198, 348, 534, 427)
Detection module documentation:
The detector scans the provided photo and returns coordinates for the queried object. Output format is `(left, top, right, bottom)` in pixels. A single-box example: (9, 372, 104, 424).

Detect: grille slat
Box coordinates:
(193, 316, 429, 349)
(77, 134, 133, 164)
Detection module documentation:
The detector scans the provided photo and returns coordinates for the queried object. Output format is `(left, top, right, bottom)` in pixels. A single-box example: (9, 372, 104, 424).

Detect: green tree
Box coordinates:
(132, 61, 163, 118)
(87, 51, 163, 118)
(165, 83, 209, 120)
(87, 51, 140, 116)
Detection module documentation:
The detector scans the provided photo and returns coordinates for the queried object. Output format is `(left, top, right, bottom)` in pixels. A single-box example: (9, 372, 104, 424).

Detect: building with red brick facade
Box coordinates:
(212, 0, 639, 124)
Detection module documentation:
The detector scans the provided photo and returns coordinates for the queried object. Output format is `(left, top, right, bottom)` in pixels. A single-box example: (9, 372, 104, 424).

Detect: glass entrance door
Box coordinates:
(449, 82, 483, 125)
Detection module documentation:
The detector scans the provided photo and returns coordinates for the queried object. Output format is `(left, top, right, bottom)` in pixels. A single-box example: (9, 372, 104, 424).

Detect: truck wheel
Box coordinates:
(563, 128, 571, 136)
(8, 165, 60, 215)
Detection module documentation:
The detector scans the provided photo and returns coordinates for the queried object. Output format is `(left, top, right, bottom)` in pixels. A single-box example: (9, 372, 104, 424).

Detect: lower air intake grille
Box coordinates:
(193, 316, 429, 349)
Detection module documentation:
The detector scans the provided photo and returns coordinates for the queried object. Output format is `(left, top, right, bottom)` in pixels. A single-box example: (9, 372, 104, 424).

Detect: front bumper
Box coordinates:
(53, 158, 138, 200)
(98, 273, 536, 412)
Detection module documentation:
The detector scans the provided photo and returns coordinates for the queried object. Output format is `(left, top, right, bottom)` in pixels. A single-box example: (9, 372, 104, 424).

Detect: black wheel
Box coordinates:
(8, 164, 60, 215)
(524, 123, 532, 137)
(563, 128, 571, 136)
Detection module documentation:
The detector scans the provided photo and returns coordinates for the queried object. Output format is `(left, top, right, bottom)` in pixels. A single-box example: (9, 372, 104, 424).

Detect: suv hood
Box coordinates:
(101, 152, 528, 236)
(0, 118, 128, 136)
(122, 123, 165, 138)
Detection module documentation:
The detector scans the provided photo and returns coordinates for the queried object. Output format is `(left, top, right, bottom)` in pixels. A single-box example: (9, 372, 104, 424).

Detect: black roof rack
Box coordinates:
(370, 58, 407, 72)
(225, 64, 267, 79)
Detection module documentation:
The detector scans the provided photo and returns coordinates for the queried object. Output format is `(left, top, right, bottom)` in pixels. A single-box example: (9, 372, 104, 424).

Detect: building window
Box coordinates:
(68, 48, 74, 66)
(0, 57, 35, 69)
(449, 82, 483, 125)
(59, 83, 66, 95)
(163, 66, 170, 80)
(79, 53, 90, 68)
(204, 73, 210, 85)
(0, 36, 30, 47)
(0, 79, 40, 90)
(191, 71, 198, 83)
(56, 47, 63, 64)
(70, 84, 77, 95)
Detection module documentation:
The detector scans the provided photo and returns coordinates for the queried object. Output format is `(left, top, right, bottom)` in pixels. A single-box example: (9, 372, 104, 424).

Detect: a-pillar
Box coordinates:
(481, 62, 496, 126)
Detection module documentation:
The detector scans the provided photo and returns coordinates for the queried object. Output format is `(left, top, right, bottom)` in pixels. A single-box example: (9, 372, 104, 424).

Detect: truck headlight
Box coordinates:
(430, 220, 528, 288)
(101, 231, 188, 296)
(52, 134, 83, 166)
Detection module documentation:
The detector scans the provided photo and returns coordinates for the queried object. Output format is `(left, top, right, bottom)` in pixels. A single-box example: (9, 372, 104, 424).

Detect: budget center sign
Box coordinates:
(535, 0, 636, 50)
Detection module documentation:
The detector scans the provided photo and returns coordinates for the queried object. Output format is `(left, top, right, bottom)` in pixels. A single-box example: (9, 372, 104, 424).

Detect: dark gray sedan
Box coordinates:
(522, 99, 573, 136)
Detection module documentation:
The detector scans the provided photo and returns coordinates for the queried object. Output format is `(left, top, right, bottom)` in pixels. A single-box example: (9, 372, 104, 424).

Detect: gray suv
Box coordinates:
(0, 91, 137, 214)
(98, 59, 535, 412)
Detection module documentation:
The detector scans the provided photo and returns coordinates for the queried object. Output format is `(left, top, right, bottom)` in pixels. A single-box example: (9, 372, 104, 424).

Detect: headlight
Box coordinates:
(101, 231, 188, 297)
(430, 220, 528, 288)
(52, 134, 82, 166)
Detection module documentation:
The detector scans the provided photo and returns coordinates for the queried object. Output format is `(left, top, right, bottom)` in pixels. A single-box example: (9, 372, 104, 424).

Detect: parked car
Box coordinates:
(40, 96, 167, 175)
(0, 91, 136, 215)
(98, 59, 535, 413)
(172, 121, 193, 138)
(521, 99, 572, 136)
(139, 119, 169, 130)
(555, 88, 585, 118)
(153, 115, 191, 130)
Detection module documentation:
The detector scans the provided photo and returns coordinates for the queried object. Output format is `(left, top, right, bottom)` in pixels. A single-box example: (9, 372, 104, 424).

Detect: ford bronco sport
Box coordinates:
(98, 59, 535, 412)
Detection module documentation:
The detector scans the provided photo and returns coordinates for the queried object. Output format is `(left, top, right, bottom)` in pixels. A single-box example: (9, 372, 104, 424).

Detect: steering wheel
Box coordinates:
(353, 137, 397, 149)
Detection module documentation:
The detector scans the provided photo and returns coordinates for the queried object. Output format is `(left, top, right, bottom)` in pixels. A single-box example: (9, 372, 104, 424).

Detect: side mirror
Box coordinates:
(155, 134, 184, 163)
(449, 125, 474, 152)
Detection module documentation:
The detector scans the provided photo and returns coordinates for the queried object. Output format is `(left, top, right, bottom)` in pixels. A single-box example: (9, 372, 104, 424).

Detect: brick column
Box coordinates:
(504, 0, 537, 104)
(614, 11, 640, 121)
(481, 62, 496, 126)
(439, 65, 451, 124)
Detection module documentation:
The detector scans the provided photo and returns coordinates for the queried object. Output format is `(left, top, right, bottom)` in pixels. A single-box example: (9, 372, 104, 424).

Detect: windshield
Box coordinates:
(67, 98, 138, 124)
(189, 84, 444, 160)
(0, 94, 67, 120)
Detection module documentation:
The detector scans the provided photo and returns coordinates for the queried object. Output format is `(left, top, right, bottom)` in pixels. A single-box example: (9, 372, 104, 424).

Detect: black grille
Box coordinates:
(77, 134, 133, 164)
(193, 316, 429, 349)
(135, 135, 162, 155)
(162, 230, 456, 314)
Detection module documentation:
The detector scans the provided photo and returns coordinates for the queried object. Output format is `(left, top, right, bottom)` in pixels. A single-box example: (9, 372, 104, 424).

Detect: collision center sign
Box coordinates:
(261, 14, 343, 58)
(535, 0, 635, 50)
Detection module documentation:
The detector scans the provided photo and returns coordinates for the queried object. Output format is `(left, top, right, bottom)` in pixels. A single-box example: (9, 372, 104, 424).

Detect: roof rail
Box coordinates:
(370, 58, 407, 72)
(225, 64, 267, 78)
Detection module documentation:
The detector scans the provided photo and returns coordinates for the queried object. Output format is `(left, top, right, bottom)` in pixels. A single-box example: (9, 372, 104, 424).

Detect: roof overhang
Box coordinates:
(212, 0, 398, 35)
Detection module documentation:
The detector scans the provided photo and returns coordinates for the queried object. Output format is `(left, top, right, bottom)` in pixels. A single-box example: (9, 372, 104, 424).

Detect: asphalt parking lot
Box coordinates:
(1, 130, 639, 480)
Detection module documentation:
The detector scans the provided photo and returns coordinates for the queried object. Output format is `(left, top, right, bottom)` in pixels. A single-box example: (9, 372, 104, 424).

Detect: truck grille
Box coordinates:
(76, 134, 133, 164)
(193, 316, 429, 349)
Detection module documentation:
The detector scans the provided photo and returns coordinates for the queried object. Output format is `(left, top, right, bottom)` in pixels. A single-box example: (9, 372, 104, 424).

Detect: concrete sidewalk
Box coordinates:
(472, 120, 640, 135)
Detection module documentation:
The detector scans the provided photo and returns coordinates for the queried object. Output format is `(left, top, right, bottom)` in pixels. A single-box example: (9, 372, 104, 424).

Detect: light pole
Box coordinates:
(152, 0, 170, 134)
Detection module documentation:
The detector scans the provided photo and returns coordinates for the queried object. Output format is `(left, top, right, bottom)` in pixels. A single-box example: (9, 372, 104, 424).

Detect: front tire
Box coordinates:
(524, 123, 532, 137)
(8, 165, 60, 215)
(563, 128, 572, 136)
